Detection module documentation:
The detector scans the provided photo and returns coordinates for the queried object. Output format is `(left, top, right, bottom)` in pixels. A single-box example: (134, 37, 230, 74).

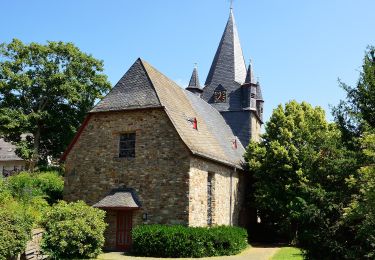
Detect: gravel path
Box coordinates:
(98, 246, 280, 260)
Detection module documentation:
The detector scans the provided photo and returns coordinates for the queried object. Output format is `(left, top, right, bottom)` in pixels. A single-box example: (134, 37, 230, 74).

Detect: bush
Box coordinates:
(0, 201, 33, 260)
(34, 171, 64, 204)
(7, 171, 63, 204)
(41, 200, 106, 259)
(131, 225, 248, 257)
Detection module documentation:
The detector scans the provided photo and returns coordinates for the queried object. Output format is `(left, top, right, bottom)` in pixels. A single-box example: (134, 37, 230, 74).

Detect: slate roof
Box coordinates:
(204, 9, 247, 86)
(0, 139, 23, 162)
(91, 61, 161, 113)
(245, 61, 256, 85)
(186, 67, 202, 92)
(90, 59, 245, 169)
(256, 82, 264, 101)
(93, 187, 141, 209)
(201, 9, 248, 112)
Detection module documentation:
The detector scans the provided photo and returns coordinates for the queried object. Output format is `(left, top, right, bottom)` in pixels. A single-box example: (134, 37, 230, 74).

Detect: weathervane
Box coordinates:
(230, 0, 234, 9)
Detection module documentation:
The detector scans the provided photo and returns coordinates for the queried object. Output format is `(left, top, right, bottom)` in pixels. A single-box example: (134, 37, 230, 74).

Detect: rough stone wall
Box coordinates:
(188, 157, 244, 227)
(64, 108, 191, 228)
(250, 112, 261, 142)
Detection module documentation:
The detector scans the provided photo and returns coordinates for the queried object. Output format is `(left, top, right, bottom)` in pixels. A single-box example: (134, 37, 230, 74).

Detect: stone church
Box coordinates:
(62, 8, 264, 250)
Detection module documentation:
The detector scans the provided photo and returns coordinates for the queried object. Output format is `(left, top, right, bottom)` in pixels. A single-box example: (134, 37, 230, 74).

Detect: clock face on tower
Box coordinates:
(214, 90, 227, 103)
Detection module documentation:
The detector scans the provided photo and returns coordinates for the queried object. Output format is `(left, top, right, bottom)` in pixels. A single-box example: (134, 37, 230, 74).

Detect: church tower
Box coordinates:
(199, 8, 264, 147)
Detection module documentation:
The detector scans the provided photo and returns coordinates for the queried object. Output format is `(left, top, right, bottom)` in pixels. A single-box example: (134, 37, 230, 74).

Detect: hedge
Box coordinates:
(131, 225, 248, 257)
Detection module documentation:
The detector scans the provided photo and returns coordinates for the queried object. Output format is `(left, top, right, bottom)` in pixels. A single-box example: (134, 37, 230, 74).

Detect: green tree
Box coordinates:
(334, 46, 375, 259)
(333, 46, 375, 145)
(0, 39, 111, 169)
(245, 101, 358, 257)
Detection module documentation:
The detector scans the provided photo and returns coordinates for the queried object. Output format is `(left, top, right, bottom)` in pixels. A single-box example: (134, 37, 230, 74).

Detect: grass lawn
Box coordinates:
(272, 247, 303, 260)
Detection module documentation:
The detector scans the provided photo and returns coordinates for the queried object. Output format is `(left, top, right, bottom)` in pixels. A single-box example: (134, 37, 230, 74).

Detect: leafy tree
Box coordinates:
(245, 101, 358, 257)
(342, 132, 375, 259)
(333, 46, 375, 146)
(41, 201, 106, 259)
(0, 39, 111, 169)
(333, 46, 375, 259)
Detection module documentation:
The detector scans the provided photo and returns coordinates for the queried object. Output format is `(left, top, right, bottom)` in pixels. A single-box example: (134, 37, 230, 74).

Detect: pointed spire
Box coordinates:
(205, 8, 247, 86)
(245, 59, 256, 84)
(187, 66, 201, 89)
(186, 65, 203, 95)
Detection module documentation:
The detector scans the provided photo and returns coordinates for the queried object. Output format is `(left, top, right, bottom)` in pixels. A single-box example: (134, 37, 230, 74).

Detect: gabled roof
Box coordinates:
(93, 187, 141, 209)
(0, 139, 23, 162)
(91, 60, 161, 113)
(88, 59, 245, 169)
(205, 9, 247, 86)
(186, 67, 202, 92)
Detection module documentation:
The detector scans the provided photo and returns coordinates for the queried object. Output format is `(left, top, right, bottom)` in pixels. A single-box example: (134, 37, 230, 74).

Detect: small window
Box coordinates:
(119, 133, 136, 158)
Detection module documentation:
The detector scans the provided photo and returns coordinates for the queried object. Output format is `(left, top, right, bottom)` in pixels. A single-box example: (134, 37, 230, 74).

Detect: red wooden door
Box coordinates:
(116, 211, 133, 250)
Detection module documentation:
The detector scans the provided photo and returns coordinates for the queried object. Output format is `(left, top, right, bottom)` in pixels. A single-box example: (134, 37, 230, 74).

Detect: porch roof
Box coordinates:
(93, 187, 141, 209)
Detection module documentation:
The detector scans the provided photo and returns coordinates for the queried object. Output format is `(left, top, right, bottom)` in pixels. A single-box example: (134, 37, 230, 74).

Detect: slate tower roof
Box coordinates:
(200, 8, 264, 148)
(186, 67, 203, 95)
(245, 60, 256, 84)
(204, 9, 247, 87)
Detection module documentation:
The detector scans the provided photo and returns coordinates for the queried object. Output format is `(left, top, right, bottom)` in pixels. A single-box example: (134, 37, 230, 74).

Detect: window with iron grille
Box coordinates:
(119, 133, 136, 158)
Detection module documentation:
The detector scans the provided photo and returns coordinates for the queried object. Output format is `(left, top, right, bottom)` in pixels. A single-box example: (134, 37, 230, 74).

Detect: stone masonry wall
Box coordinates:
(250, 112, 261, 142)
(188, 156, 244, 227)
(64, 108, 191, 248)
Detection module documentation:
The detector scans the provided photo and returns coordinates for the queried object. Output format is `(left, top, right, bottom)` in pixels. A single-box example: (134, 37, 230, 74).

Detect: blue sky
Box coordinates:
(1, 0, 374, 122)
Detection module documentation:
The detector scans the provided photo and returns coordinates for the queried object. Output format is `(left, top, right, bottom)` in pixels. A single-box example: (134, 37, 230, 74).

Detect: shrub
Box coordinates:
(132, 225, 248, 257)
(0, 201, 33, 260)
(41, 200, 106, 259)
(34, 171, 64, 204)
(7, 171, 63, 205)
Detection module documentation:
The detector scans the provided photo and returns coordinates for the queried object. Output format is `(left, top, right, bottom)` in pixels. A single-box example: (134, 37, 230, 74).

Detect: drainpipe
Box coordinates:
(229, 167, 236, 226)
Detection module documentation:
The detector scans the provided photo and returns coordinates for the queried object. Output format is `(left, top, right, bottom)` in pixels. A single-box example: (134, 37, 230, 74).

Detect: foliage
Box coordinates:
(245, 101, 358, 245)
(41, 200, 106, 259)
(247, 46, 375, 259)
(0, 38, 111, 168)
(333, 46, 375, 146)
(271, 247, 303, 260)
(0, 200, 33, 260)
(6, 171, 63, 204)
(340, 132, 375, 259)
(131, 225, 248, 258)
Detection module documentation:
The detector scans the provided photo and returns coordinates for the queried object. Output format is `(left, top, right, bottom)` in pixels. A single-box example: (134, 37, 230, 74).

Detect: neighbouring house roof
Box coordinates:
(93, 187, 141, 209)
(85, 58, 245, 169)
(0, 139, 24, 162)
